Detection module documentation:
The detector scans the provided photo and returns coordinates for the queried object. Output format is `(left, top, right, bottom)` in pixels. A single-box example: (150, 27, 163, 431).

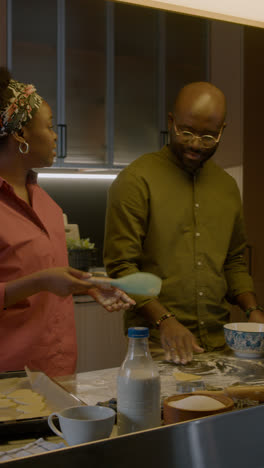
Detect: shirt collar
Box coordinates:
(0, 170, 38, 190)
(27, 170, 38, 184)
(160, 144, 204, 177)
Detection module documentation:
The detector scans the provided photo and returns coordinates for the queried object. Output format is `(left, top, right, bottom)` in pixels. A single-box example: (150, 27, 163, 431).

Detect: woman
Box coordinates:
(0, 68, 134, 376)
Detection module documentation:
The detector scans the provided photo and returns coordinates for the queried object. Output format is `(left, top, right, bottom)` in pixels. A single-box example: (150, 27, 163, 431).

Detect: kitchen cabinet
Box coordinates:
(65, 0, 107, 164)
(11, 0, 58, 124)
(0, 0, 7, 66)
(114, 3, 207, 165)
(74, 297, 127, 372)
(113, 3, 159, 164)
(6, 0, 208, 169)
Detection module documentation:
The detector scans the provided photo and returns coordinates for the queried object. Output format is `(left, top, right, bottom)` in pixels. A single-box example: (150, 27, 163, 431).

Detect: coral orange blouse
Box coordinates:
(0, 172, 77, 377)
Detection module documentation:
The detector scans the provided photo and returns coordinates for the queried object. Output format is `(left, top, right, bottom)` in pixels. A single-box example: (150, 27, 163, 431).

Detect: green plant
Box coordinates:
(66, 237, 95, 250)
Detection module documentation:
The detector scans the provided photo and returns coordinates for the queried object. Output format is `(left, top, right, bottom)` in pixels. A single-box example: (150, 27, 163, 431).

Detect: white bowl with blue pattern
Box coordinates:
(224, 322, 264, 358)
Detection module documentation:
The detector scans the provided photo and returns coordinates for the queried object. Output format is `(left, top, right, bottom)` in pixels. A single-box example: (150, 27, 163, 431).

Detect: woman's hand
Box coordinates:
(41, 267, 135, 311)
(39, 266, 93, 296)
(4, 266, 136, 311)
(4, 266, 92, 307)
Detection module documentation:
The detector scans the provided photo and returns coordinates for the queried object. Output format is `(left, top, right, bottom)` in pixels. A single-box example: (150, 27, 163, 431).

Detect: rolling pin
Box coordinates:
(196, 385, 264, 402)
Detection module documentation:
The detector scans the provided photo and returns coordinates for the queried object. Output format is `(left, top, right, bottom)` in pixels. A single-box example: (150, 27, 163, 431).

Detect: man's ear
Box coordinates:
(221, 122, 227, 136)
(168, 112, 173, 131)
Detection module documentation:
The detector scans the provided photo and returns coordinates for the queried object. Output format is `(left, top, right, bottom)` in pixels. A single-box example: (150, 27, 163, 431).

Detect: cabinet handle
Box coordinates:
(57, 124, 67, 158)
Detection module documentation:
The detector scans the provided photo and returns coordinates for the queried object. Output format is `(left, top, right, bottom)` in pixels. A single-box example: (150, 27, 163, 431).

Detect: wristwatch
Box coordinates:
(245, 305, 264, 319)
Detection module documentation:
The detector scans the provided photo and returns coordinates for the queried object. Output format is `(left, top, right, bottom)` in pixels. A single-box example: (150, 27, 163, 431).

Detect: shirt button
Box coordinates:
(200, 321, 205, 325)
(195, 203, 200, 208)
(198, 291, 204, 296)
(197, 261, 202, 266)
(195, 232, 201, 237)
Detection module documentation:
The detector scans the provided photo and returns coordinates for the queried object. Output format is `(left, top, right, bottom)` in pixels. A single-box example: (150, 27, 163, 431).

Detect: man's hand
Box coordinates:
(248, 309, 264, 323)
(88, 287, 135, 312)
(160, 317, 204, 365)
(140, 299, 204, 365)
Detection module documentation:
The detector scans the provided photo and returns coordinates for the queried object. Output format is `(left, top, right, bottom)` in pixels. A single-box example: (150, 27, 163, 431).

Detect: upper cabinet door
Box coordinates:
(165, 13, 208, 113)
(12, 0, 57, 125)
(65, 0, 106, 164)
(114, 3, 159, 165)
(9, 0, 208, 169)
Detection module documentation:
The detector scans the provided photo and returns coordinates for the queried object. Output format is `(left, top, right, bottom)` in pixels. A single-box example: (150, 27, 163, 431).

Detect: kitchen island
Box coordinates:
(2, 350, 264, 465)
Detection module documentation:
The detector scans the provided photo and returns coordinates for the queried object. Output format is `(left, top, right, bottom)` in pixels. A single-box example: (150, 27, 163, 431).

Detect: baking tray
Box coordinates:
(0, 370, 85, 442)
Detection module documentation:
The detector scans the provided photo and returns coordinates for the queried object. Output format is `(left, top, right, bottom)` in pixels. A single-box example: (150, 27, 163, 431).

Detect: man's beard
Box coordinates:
(176, 146, 217, 174)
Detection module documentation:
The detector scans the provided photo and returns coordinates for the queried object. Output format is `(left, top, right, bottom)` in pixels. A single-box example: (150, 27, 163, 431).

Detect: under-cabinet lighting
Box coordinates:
(113, 0, 264, 28)
(38, 173, 117, 180)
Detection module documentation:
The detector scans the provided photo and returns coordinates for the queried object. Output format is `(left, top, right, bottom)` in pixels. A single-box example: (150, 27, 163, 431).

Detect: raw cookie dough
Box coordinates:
(0, 382, 51, 421)
(0, 399, 17, 408)
(16, 405, 51, 419)
(17, 401, 46, 413)
(0, 378, 20, 393)
(0, 415, 14, 421)
(8, 389, 43, 404)
(173, 371, 202, 381)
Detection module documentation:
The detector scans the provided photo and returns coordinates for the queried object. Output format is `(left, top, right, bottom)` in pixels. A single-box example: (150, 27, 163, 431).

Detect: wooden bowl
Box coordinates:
(163, 392, 234, 424)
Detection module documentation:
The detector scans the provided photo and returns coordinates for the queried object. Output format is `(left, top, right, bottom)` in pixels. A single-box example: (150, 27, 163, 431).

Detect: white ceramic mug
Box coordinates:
(48, 405, 115, 446)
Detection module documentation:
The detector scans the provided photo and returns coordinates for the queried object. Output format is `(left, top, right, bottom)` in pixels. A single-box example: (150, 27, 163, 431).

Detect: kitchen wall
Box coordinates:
(39, 178, 113, 266)
(210, 20, 243, 169)
(243, 25, 264, 306)
(224, 166, 243, 198)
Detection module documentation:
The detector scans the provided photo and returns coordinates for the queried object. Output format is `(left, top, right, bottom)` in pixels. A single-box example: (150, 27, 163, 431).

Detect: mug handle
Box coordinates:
(48, 412, 63, 438)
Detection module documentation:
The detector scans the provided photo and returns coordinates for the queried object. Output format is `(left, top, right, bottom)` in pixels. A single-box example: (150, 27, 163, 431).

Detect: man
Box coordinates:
(104, 81, 264, 365)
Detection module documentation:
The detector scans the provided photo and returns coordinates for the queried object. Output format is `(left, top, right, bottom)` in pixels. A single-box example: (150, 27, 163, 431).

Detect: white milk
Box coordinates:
(117, 372, 161, 435)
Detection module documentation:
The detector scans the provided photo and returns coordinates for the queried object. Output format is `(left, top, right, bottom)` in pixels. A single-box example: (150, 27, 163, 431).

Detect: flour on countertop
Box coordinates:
(158, 351, 264, 390)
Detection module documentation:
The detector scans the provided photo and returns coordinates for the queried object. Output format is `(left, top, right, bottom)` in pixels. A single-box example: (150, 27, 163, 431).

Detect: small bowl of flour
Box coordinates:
(163, 393, 234, 424)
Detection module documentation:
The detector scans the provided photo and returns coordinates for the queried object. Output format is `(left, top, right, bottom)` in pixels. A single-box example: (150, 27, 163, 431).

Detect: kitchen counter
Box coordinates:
(56, 349, 264, 404)
(2, 350, 264, 461)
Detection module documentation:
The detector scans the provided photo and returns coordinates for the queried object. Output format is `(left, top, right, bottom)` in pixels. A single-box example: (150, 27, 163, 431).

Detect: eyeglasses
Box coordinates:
(174, 122, 223, 149)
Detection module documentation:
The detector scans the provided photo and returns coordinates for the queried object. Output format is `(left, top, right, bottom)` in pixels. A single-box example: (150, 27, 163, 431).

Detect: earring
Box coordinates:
(19, 141, 29, 154)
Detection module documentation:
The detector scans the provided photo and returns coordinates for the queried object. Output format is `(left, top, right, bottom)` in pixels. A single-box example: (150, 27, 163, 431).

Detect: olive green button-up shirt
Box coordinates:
(104, 145, 254, 350)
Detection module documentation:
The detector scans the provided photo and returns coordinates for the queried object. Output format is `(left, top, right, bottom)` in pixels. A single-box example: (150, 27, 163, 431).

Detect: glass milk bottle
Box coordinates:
(117, 327, 161, 435)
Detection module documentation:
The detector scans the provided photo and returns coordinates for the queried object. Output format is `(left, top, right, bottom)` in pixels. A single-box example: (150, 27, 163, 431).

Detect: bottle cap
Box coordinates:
(128, 327, 149, 338)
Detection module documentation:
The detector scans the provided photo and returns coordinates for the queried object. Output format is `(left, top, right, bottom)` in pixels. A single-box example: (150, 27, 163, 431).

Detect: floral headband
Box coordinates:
(0, 79, 43, 137)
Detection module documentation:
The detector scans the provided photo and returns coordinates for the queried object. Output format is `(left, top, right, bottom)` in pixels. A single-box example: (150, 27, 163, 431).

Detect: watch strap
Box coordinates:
(245, 305, 264, 319)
